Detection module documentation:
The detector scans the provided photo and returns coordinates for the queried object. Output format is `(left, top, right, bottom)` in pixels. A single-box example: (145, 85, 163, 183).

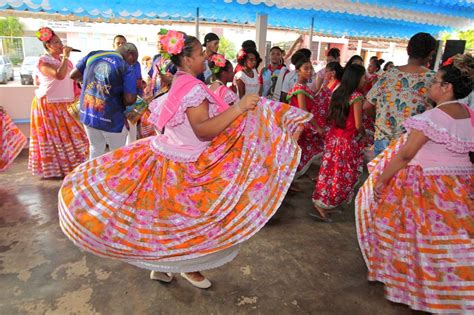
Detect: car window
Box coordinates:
(0, 58, 4, 65)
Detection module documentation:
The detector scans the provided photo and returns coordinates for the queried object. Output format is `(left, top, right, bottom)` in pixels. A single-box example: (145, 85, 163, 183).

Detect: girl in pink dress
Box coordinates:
(355, 54, 474, 313)
(208, 54, 238, 106)
(58, 32, 311, 289)
(0, 106, 27, 172)
(29, 27, 89, 178)
(287, 57, 324, 178)
(312, 64, 367, 222)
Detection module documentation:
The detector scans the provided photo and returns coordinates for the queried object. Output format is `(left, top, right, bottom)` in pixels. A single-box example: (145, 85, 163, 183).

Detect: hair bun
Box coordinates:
(452, 54, 474, 81)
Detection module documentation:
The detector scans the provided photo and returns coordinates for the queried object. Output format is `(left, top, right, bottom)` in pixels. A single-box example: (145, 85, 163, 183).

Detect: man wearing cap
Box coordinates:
(199, 32, 220, 83)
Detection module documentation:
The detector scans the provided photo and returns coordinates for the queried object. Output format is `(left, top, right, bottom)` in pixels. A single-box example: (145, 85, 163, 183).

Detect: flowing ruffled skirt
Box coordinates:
(355, 135, 474, 313)
(0, 111, 27, 172)
(58, 99, 311, 272)
(28, 97, 89, 178)
(138, 110, 156, 139)
(295, 125, 323, 178)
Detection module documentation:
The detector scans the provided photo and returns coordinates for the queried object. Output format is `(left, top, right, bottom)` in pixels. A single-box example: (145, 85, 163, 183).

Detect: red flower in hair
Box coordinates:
(36, 27, 53, 42)
(237, 49, 247, 62)
(442, 57, 454, 67)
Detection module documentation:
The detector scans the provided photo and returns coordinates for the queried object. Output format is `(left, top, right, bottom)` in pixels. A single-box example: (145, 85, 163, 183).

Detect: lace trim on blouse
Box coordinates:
(421, 165, 474, 176)
(150, 140, 203, 163)
(404, 111, 474, 153)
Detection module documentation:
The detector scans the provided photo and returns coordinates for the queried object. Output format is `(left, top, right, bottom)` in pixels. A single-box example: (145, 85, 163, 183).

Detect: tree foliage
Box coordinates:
(0, 17, 24, 37)
(218, 36, 236, 60)
(441, 29, 474, 50)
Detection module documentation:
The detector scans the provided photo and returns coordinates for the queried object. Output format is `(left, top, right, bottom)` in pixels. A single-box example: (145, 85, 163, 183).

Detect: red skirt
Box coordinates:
(312, 132, 364, 209)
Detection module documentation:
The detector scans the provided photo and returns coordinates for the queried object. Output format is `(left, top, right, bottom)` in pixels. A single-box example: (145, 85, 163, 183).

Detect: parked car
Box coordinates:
(0, 55, 14, 84)
(20, 56, 40, 85)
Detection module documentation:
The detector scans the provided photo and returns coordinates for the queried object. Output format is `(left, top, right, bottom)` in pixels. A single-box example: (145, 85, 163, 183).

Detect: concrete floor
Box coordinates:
(0, 151, 416, 315)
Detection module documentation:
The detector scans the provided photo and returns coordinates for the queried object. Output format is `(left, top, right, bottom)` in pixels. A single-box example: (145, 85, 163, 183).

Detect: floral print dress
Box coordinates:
(312, 91, 365, 209)
(58, 78, 312, 272)
(0, 111, 27, 172)
(367, 68, 435, 146)
(287, 83, 324, 177)
(355, 107, 474, 313)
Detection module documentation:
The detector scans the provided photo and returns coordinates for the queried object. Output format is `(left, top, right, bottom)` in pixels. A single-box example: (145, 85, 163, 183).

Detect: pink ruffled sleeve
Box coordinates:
(404, 108, 474, 153)
(148, 85, 220, 128)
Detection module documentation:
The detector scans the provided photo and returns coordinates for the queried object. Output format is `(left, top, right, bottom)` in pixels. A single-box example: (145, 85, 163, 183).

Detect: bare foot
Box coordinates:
(309, 204, 333, 222)
(289, 182, 302, 192)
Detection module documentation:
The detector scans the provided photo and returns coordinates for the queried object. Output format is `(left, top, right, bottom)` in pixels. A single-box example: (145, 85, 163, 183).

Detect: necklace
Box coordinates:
(437, 100, 459, 108)
(243, 68, 253, 77)
(214, 79, 224, 86)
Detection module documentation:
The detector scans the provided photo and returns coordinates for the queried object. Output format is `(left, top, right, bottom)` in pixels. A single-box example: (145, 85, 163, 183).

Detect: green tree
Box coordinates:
(440, 29, 474, 50)
(0, 17, 24, 63)
(218, 36, 236, 60)
(0, 16, 24, 36)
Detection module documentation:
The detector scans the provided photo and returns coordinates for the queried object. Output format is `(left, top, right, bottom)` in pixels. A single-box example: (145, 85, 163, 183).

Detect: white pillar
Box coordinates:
(356, 40, 362, 55)
(255, 13, 268, 69)
(195, 8, 200, 40)
(389, 42, 396, 60)
(308, 17, 314, 51)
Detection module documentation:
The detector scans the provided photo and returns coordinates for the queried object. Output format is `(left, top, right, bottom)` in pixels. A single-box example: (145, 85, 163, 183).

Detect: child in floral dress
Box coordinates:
(312, 64, 367, 222)
(312, 62, 344, 133)
(287, 57, 324, 178)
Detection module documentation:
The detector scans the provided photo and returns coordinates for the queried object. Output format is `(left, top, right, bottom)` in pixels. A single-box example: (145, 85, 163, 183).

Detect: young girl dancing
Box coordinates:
(287, 57, 324, 178)
(58, 31, 311, 289)
(312, 61, 344, 133)
(311, 64, 367, 222)
(356, 54, 473, 314)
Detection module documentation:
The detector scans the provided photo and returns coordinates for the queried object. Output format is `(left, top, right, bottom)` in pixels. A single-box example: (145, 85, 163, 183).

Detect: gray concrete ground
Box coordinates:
(0, 151, 415, 314)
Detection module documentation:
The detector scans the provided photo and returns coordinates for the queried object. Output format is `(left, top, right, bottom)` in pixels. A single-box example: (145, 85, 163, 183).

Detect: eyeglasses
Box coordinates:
(432, 79, 448, 85)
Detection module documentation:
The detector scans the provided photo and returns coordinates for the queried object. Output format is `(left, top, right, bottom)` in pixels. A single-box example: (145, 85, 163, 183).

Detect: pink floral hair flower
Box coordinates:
(211, 54, 226, 68)
(160, 30, 185, 55)
(36, 27, 53, 42)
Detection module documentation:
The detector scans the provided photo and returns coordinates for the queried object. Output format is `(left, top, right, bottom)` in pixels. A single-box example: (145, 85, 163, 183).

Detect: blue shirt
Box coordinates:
(76, 51, 136, 132)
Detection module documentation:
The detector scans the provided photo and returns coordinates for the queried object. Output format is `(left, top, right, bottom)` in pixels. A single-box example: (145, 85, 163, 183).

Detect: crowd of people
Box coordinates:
(0, 27, 472, 313)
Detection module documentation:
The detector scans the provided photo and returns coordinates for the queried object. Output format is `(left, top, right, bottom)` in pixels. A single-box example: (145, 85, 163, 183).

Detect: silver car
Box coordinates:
(0, 55, 14, 84)
(20, 56, 40, 85)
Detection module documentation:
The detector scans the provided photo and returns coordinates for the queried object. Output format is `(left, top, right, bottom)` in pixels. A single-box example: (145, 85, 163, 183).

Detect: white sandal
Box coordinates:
(180, 272, 212, 289)
(150, 271, 173, 283)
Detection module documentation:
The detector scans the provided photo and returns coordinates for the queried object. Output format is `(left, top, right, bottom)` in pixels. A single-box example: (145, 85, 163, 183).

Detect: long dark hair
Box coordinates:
(327, 64, 366, 128)
(326, 62, 344, 81)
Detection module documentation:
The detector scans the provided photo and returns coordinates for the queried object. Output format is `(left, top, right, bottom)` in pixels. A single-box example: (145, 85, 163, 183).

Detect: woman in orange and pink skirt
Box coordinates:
(28, 27, 88, 178)
(355, 54, 473, 313)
